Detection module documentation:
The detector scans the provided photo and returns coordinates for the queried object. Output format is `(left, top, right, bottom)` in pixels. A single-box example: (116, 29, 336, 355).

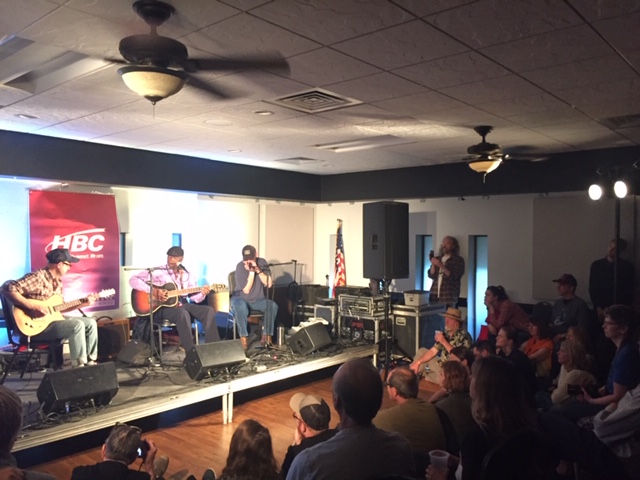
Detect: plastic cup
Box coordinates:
(429, 449, 449, 470)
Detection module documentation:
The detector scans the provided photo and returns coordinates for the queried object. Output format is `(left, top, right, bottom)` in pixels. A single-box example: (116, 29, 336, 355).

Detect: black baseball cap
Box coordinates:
(46, 248, 80, 264)
(242, 245, 257, 261)
(553, 274, 577, 288)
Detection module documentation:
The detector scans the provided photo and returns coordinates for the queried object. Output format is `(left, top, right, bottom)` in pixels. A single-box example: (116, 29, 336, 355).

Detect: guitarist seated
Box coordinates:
(1, 248, 98, 368)
(129, 246, 220, 351)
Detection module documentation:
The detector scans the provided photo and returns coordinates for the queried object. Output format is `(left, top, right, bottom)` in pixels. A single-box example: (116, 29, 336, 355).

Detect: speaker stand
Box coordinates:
(380, 279, 412, 380)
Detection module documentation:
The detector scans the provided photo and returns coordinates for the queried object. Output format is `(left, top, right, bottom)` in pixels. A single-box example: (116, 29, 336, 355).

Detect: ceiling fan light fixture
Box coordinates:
(118, 66, 186, 104)
(468, 158, 502, 174)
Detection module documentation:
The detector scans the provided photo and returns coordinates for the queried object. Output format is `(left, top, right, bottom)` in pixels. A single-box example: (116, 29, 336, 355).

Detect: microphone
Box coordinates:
(178, 263, 189, 273)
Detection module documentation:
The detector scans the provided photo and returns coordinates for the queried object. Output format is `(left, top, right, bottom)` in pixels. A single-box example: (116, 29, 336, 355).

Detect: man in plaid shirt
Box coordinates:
(2, 248, 98, 367)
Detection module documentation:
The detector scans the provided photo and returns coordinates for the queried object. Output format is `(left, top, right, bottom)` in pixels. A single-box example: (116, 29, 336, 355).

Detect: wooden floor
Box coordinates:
(24, 366, 439, 480)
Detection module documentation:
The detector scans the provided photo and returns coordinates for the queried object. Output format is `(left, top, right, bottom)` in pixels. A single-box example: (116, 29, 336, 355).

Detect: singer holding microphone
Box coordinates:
(129, 246, 220, 352)
(232, 245, 278, 349)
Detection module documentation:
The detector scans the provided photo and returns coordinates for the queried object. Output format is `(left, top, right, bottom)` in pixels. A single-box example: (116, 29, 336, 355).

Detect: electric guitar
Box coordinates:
(131, 283, 227, 316)
(13, 289, 116, 336)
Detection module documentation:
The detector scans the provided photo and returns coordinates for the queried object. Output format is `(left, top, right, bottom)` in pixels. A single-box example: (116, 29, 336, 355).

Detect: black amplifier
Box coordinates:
(339, 295, 385, 316)
(340, 315, 385, 344)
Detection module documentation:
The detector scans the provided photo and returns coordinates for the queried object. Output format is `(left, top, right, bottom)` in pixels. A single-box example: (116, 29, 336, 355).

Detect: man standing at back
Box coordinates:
(551, 274, 590, 341)
(286, 358, 416, 480)
(428, 236, 465, 307)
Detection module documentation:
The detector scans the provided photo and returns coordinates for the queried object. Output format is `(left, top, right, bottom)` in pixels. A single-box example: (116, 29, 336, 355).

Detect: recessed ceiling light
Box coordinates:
(15, 113, 38, 119)
(253, 110, 274, 116)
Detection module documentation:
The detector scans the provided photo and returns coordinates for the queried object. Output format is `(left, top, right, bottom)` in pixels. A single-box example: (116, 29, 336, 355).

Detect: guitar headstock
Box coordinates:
(97, 289, 116, 299)
(211, 284, 229, 293)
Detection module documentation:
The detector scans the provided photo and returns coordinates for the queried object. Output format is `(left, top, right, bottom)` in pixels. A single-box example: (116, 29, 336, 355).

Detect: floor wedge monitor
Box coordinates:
(185, 340, 246, 381)
(286, 322, 332, 355)
(37, 362, 119, 414)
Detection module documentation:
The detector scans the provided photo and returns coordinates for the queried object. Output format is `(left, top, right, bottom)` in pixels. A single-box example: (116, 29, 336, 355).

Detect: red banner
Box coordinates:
(29, 191, 120, 312)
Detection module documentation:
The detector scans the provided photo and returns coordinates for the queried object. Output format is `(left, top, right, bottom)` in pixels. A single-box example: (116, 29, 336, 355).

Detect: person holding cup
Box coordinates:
(410, 307, 472, 384)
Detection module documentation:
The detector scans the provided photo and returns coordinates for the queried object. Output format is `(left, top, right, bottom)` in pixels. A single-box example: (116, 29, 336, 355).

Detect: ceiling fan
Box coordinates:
(465, 126, 548, 182)
(112, 0, 291, 104)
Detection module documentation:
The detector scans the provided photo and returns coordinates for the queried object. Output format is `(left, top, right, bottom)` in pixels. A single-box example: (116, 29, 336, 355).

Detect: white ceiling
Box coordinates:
(1, 0, 639, 176)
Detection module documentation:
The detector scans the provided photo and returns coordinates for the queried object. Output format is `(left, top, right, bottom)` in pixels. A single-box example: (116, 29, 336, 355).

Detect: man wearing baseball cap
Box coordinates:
(231, 245, 278, 349)
(280, 392, 337, 478)
(129, 246, 220, 352)
(551, 273, 589, 342)
(2, 248, 98, 367)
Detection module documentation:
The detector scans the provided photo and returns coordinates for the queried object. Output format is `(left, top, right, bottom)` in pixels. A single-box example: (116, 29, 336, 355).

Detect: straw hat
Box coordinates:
(441, 307, 463, 323)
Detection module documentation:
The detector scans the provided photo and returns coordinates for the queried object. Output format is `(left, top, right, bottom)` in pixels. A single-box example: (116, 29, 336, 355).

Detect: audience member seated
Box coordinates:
(373, 366, 446, 453)
(472, 340, 494, 360)
(594, 364, 640, 478)
(280, 393, 337, 479)
(484, 285, 530, 343)
(71, 423, 169, 480)
(496, 326, 537, 398)
(536, 339, 596, 412)
(218, 419, 279, 480)
(427, 356, 556, 480)
(550, 274, 590, 342)
(0, 386, 57, 480)
(286, 358, 416, 480)
(410, 307, 472, 383)
(449, 345, 474, 369)
(562, 305, 640, 423)
(432, 361, 475, 447)
(521, 315, 554, 388)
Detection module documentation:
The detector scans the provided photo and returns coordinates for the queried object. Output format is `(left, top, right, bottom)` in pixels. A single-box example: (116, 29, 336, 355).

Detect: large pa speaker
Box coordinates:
(185, 340, 246, 381)
(363, 201, 409, 279)
(37, 362, 119, 414)
(286, 322, 332, 355)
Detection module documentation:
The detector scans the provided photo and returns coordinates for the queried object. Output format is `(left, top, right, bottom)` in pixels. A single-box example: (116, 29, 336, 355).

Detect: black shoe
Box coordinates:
(203, 468, 216, 480)
(186, 476, 196, 480)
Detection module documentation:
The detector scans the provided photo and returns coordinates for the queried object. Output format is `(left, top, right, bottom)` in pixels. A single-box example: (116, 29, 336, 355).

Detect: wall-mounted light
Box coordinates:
(588, 164, 637, 201)
(614, 180, 628, 198)
(588, 184, 603, 200)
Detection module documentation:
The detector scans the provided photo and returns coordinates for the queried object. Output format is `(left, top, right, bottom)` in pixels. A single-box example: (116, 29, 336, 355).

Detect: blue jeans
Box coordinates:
(34, 316, 97, 365)
(231, 297, 278, 337)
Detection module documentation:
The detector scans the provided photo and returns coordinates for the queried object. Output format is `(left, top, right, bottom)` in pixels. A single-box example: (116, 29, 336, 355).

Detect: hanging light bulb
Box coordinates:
(614, 180, 628, 198)
(588, 184, 603, 200)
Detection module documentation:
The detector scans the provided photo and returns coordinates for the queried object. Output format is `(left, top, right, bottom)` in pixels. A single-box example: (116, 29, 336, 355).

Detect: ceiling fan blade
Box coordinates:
(103, 57, 129, 65)
(186, 55, 290, 74)
(185, 73, 230, 99)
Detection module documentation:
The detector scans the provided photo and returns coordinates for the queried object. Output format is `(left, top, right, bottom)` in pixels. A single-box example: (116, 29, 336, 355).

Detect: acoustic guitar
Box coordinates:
(131, 283, 227, 316)
(13, 289, 116, 336)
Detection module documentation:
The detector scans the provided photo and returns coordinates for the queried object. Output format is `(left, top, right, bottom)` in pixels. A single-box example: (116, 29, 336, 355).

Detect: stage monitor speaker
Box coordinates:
(37, 362, 119, 414)
(117, 340, 150, 366)
(185, 340, 246, 381)
(286, 322, 332, 355)
(363, 201, 409, 280)
(98, 318, 129, 362)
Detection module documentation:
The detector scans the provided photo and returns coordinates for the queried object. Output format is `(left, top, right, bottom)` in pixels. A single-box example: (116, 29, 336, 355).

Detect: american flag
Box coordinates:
(333, 220, 346, 295)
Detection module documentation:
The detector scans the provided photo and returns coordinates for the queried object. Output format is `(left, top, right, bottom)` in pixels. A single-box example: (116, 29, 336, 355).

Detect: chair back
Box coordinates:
(0, 292, 22, 346)
(228, 271, 236, 295)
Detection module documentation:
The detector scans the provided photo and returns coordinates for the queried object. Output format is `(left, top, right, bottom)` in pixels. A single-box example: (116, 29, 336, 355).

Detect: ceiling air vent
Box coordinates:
(266, 88, 362, 113)
(600, 113, 640, 129)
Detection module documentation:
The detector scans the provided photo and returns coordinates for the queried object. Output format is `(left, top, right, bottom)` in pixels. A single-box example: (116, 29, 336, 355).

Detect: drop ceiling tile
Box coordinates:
(372, 91, 465, 116)
(327, 72, 427, 103)
(316, 104, 405, 125)
(425, 0, 583, 49)
(182, 14, 320, 58)
(506, 106, 592, 127)
(522, 54, 637, 92)
(477, 93, 569, 117)
(392, 0, 476, 18)
(393, 51, 510, 90)
(592, 11, 640, 53)
(414, 106, 511, 128)
(569, 0, 640, 22)
(0, 0, 59, 37)
(0, 86, 32, 106)
(251, 0, 413, 45)
(555, 77, 640, 107)
(580, 98, 640, 120)
(286, 48, 381, 86)
(439, 74, 545, 104)
(479, 25, 613, 73)
(333, 20, 468, 70)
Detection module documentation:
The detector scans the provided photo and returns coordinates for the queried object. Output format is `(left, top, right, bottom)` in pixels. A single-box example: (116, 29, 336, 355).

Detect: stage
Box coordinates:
(6, 339, 376, 452)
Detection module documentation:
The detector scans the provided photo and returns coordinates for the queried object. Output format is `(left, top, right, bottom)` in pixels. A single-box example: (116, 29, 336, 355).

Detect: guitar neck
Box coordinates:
(55, 298, 87, 313)
(167, 287, 204, 298)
